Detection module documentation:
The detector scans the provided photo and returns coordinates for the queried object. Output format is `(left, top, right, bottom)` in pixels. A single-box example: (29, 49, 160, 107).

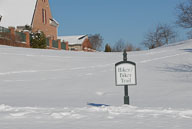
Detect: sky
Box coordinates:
(49, 0, 187, 49)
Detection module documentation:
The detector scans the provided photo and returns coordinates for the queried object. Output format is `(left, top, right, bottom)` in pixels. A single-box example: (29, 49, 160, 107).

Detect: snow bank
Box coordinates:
(1, 104, 192, 119)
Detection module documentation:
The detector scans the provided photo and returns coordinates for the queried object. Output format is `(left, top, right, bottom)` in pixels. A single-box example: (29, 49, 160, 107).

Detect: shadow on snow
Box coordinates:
(162, 64, 192, 73)
(181, 49, 192, 53)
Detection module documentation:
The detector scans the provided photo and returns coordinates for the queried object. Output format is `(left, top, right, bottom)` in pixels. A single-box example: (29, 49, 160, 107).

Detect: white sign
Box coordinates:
(115, 61, 136, 86)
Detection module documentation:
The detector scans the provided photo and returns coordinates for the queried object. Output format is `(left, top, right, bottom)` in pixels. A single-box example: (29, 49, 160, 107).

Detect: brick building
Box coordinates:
(0, 0, 58, 40)
(58, 35, 93, 51)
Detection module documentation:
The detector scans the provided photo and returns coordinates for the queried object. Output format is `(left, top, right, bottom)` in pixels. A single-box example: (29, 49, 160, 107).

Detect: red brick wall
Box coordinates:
(65, 42, 69, 50)
(0, 38, 29, 48)
(32, 0, 57, 40)
(0, 27, 30, 48)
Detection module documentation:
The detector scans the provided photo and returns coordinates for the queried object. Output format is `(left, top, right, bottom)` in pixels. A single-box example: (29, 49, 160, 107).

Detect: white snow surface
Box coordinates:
(0, 0, 36, 27)
(0, 40, 192, 128)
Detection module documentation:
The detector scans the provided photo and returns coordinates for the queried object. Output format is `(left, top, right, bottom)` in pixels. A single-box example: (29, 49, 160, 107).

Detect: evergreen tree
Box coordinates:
(104, 44, 111, 52)
(30, 31, 46, 49)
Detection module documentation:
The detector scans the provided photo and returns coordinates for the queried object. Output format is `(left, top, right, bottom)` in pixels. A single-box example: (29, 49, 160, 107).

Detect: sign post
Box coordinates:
(115, 50, 137, 105)
(124, 85, 129, 104)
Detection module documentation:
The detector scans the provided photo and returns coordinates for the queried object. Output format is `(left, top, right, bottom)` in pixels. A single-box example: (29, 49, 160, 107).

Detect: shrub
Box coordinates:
(104, 44, 112, 52)
(30, 31, 46, 49)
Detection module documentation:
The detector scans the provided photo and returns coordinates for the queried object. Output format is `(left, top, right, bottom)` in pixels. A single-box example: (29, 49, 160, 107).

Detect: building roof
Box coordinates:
(0, 0, 37, 28)
(58, 35, 88, 45)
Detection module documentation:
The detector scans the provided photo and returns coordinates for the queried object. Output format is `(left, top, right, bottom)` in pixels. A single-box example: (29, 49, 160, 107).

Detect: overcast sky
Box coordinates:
(50, 0, 187, 49)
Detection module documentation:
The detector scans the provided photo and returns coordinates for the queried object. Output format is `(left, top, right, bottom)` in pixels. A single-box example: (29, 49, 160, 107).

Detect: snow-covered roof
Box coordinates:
(0, 0, 37, 28)
(50, 18, 59, 27)
(58, 35, 88, 45)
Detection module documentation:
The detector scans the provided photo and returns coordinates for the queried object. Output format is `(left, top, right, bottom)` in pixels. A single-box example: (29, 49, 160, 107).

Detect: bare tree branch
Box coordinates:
(112, 39, 126, 52)
(142, 24, 176, 49)
(176, 0, 192, 28)
(88, 34, 103, 51)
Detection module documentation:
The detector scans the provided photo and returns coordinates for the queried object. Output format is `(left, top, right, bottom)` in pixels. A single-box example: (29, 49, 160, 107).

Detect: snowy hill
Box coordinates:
(0, 40, 192, 129)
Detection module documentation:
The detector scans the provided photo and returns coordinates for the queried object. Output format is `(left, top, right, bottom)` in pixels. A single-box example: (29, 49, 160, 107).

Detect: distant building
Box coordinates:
(0, 0, 59, 40)
(58, 35, 93, 51)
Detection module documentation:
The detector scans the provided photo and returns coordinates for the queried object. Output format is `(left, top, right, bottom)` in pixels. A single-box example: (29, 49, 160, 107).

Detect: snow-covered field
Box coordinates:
(0, 40, 192, 129)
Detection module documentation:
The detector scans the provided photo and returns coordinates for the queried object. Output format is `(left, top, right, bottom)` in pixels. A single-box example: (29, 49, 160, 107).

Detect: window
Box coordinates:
(42, 9, 47, 24)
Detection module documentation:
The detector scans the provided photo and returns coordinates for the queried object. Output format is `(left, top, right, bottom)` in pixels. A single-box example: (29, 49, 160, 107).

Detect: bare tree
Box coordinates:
(112, 39, 126, 52)
(142, 24, 176, 49)
(142, 28, 162, 49)
(135, 47, 141, 51)
(176, 0, 192, 39)
(159, 24, 177, 44)
(112, 39, 139, 52)
(176, 0, 192, 28)
(126, 44, 134, 52)
(88, 34, 103, 51)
